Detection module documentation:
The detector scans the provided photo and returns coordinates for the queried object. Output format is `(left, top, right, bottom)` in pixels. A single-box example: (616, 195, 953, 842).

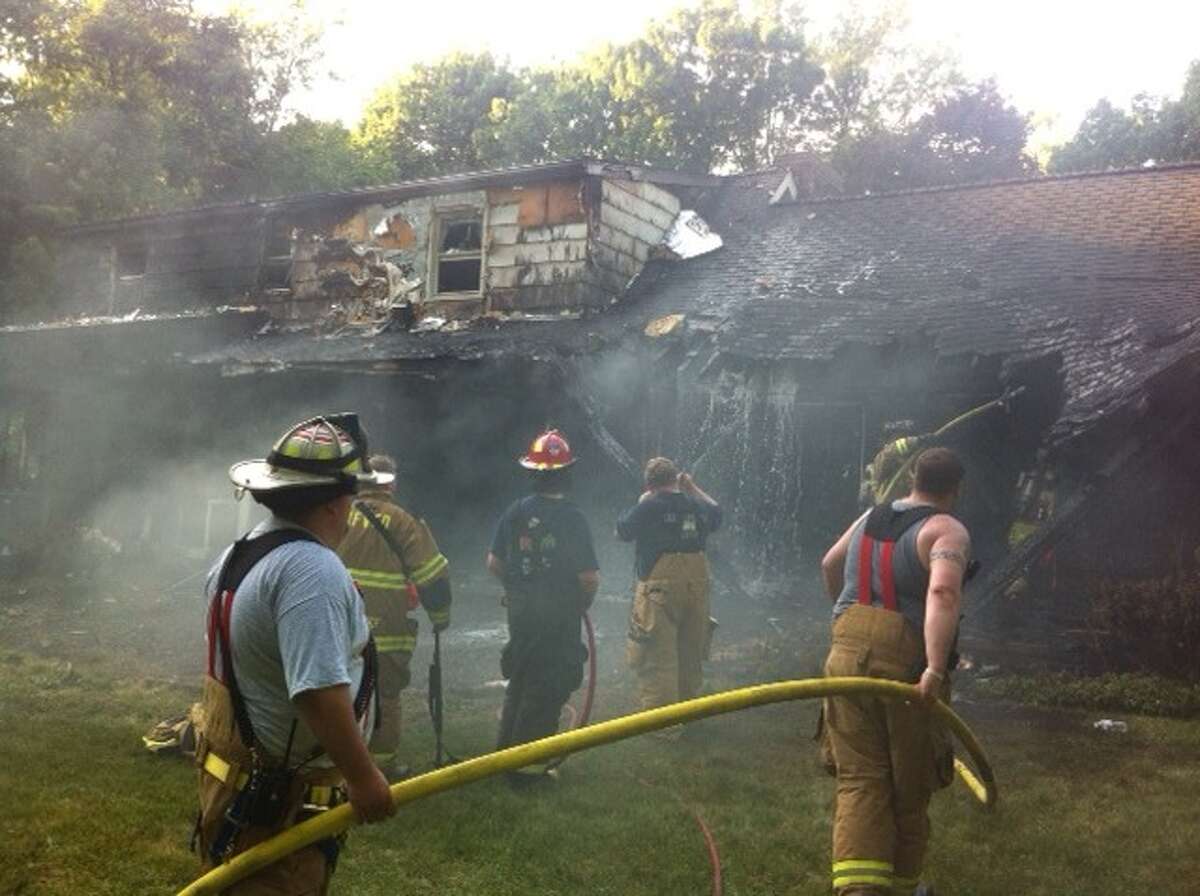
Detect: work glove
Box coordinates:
(429, 607, 450, 633)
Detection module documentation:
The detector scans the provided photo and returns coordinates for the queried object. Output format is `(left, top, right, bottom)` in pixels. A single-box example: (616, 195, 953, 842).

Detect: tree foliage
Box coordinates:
(357, 1, 824, 175)
(1050, 61, 1200, 173)
(803, 5, 1033, 192)
(0, 0, 322, 316)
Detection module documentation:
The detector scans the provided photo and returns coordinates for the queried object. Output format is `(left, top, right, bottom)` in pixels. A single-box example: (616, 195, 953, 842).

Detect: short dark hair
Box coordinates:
(530, 467, 571, 495)
(912, 447, 964, 498)
(644, 457, 679, 489)
(368, 454, 396, 476)
(252, 483, 354, 521)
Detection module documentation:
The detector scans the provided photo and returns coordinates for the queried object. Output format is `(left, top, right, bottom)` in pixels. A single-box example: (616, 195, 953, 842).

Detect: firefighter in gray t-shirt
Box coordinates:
(191, 414, 396, 894)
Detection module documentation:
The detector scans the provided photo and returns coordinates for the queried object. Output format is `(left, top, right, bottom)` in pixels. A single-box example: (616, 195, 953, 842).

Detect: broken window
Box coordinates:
(434, 213, 483, 294)
(115, 242, 147, 279)
(260, 218, 293, 290)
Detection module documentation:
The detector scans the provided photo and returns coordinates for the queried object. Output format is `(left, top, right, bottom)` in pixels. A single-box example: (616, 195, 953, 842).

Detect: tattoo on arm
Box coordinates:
(930, 548, 967, 567)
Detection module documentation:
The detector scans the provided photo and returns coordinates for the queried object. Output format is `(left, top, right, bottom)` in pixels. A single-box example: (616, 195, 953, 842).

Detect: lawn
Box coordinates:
(1, 643, 1198, 896)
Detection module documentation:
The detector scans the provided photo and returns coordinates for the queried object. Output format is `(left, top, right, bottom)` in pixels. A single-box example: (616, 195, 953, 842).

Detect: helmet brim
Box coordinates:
(518, 456, 577, 471)
(230, 460, 394, 492)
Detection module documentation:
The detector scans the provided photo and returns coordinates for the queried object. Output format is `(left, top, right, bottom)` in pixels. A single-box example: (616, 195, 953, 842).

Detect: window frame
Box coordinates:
(429, 207, 486, 299)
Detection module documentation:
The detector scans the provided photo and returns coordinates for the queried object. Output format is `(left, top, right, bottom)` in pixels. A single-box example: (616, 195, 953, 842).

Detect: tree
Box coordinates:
(1050, 60, 1200, 173)
(355, 52, 520, 181)
(356, 1, 824, 178)
(256, 117, 375, 197)
(0, 0, 324, 319)
(803, 5, 1034, 192)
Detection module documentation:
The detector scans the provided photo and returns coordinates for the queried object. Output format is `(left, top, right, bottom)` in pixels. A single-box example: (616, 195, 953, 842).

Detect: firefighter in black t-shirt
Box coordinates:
(487, 430, 599, 765)
(617, 457, 721, 712)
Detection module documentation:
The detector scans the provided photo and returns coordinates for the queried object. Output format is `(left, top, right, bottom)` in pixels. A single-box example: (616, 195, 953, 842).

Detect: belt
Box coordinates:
(202, 750, 343, 810)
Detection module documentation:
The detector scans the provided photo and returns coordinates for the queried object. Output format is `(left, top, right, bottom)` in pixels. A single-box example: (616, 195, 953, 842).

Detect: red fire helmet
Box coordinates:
(519, 429, 576, 470)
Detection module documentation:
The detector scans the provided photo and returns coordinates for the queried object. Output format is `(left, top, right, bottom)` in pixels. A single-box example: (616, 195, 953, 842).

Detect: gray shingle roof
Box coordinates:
(624, 163, 1200, 439)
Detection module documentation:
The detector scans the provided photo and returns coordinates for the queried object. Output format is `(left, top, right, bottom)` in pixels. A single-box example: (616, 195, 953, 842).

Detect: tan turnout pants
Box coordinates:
(626, 552, 711, 710)
(371, 637, 414, 763)
(822, 605, 954, 896)
(194, 677, 344, 895)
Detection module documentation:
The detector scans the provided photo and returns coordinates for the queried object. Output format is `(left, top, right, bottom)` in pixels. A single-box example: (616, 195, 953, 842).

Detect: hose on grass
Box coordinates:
(637, 775, 723, 896)
(176, 677, 998, 896)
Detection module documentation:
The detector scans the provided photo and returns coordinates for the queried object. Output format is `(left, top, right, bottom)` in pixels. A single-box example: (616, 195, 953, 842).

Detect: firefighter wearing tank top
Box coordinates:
(819, 447, 971, 896)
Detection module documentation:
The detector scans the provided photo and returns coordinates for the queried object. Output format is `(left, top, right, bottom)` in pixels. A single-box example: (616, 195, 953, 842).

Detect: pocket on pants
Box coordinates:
(626, 616, 654, 670)
(626, 587, 661, 670)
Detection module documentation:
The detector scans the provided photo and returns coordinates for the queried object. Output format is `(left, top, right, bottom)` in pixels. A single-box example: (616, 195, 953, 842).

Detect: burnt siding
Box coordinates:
(591, 178, 680, 297)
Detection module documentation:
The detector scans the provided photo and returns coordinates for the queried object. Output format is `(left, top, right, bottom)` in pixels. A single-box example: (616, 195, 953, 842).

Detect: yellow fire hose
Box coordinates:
(176, 677, 997, 896)
(880, 387, 1026, 501)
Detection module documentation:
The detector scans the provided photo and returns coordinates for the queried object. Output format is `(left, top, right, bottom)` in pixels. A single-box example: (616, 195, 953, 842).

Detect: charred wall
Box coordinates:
(581, 331, 1058, 601)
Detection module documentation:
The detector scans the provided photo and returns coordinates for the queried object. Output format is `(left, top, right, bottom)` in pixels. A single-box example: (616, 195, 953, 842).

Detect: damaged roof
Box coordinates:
(625, 162, 1200, 439)
(65, 158, 722, 236)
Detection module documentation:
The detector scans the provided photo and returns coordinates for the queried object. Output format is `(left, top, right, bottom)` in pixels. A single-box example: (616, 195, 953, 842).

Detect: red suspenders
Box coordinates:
(857, 534, 899, 611)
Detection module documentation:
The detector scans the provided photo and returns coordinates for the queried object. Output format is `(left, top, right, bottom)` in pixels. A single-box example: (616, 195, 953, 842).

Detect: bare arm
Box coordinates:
(915, 515, 971, 702)
(821, 510, 869, 601)
(293, 684, 394, 822)
(679, 473, 717, 507)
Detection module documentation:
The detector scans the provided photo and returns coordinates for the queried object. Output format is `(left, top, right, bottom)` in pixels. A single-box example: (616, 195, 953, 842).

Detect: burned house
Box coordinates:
(4, 157, 1200, 640)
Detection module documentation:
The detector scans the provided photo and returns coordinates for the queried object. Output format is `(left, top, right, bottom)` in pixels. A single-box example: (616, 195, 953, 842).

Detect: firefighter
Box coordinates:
(819, 447, 971, 896)
(862, 421, 929, 507)
(1003, 455, 1058, 604)
(193, 414, 395, 894)
(864, 389, 1024, 508)
(617, 457, 721, 713)
(336, 453, 451, 780)
(486, 429, 599, 779)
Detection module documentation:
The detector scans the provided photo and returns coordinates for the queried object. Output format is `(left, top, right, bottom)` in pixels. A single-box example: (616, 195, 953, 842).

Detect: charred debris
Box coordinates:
(4, 157, 1200, 645)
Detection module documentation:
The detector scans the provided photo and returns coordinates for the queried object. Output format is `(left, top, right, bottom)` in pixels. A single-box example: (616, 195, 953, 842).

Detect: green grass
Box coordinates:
(972, 671, 1200, 717)
(1, 648, 1198, 895)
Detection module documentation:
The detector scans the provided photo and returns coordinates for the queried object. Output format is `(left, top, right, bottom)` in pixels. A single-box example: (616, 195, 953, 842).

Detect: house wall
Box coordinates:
(485, 181, 593, 312)
(55, 214, 266, 318)
(591, 178, 681, 295)
(50, 175, 685, 323)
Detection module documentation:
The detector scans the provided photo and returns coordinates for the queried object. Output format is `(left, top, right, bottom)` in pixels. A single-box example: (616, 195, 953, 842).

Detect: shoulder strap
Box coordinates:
(857, 505, 942, 612)
(207, 528, 319, 752)
(353, 500, 410, 579)
(863, 504, 942, 541)
(216, 528, 320, 596)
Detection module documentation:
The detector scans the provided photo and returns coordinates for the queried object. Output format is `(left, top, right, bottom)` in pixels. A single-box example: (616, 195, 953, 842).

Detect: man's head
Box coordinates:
(253, 485, 354, 534)
(230, 414, 392, 539)
(644, 457, 680, 491)
(367, 453, 397, 492)
(911, 447, 965, 506)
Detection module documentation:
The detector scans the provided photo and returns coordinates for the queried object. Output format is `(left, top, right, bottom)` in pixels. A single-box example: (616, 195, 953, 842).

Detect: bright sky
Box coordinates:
(210, 0, 1200, 153)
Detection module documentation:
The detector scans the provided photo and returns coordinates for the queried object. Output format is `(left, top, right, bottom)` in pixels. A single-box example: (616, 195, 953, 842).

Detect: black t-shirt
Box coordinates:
(491, 494, 599, 654)
(616, 491, 722, 580)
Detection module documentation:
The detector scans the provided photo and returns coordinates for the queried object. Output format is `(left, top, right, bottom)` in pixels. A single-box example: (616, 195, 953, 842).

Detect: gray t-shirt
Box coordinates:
(205, 516, 374, 765)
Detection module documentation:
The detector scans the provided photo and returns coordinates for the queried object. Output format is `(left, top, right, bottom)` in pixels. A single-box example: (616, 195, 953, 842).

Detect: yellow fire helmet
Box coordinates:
(229, 414, 394, 493)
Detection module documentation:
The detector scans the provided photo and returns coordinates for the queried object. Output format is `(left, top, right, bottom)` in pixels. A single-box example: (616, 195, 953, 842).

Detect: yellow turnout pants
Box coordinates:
(371, 635, 415, 762)
(194, 677, 344, 895)
(626, 552, 710, 711)
(823, 605, 953, 896)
